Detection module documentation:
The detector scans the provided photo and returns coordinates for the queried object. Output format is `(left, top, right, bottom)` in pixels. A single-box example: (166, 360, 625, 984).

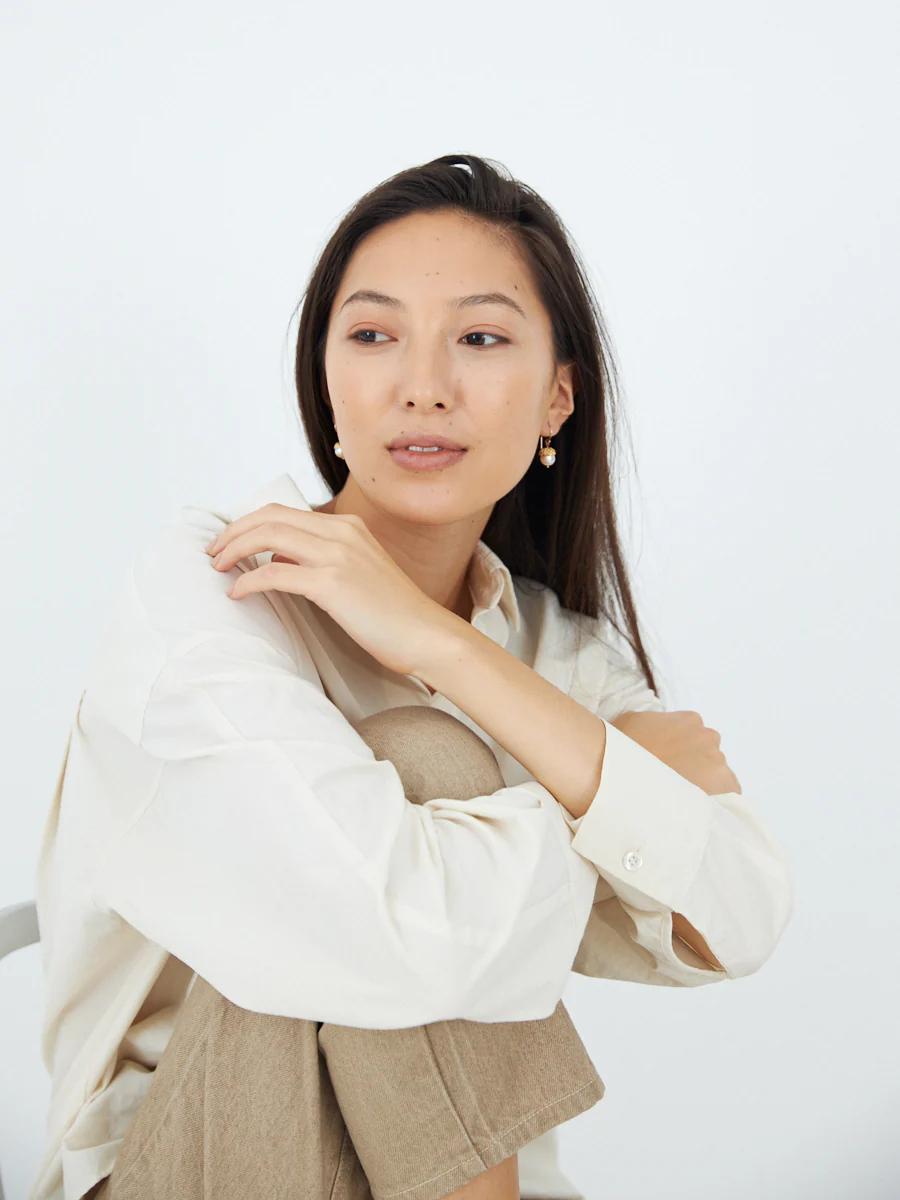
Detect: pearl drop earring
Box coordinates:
(538, 431, 556, 467)
(333, 441, 344, 459)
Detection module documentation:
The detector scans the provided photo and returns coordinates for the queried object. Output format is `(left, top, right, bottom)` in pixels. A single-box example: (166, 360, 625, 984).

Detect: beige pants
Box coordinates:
(89, 706, 605, 1200)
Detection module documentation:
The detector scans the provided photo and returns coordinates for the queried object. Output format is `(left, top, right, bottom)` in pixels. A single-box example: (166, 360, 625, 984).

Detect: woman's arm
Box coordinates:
(413, 613, 626, 820)
(415, 617, 723, 965)
(415, 612, 740, 821)
(414, 614, 792, 980)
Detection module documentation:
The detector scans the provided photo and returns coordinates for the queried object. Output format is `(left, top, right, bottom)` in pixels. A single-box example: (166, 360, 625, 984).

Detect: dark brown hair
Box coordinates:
(290, 153, 660, 697)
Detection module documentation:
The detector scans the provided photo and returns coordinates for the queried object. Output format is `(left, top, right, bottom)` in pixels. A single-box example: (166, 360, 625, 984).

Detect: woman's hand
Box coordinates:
(610, 709, 743, 796)
(205, 503, 457, 679)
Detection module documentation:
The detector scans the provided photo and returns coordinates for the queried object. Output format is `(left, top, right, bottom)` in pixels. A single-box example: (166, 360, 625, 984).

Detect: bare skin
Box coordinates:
(443, 1153, 519, 1199)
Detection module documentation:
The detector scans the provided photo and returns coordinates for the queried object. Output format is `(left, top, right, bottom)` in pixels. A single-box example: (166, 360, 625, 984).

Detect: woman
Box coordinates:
(32, 153, 793, 1200)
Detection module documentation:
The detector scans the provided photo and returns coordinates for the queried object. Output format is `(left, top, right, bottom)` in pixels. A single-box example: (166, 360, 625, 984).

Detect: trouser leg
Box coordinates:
(317, 707, 604, 1200)
(88, 705, 603, 1200)
(88, 967, 371, 1199)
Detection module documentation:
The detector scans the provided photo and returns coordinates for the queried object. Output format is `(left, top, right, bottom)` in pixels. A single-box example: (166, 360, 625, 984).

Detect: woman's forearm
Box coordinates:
(415, 614, 608, 820)
(416, 615, 727, 972)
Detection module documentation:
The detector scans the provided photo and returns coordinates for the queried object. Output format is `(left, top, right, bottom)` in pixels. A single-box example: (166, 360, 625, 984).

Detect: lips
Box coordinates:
(387, 445, 468, 472)
(386, 433, 467, 450)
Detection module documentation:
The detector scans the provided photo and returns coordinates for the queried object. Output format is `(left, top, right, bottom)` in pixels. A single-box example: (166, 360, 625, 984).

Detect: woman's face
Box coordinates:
(323, 208, 574, 527)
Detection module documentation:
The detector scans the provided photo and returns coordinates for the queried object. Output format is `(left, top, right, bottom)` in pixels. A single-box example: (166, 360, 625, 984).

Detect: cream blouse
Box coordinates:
(29, 470, 794, 1200)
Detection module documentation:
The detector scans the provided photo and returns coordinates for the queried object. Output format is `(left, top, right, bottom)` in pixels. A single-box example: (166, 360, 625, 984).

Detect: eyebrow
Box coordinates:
(338, 288, 528, 320)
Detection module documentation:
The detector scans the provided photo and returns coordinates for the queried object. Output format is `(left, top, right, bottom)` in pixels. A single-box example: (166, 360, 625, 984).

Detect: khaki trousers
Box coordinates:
(89, 705, 604, 1200)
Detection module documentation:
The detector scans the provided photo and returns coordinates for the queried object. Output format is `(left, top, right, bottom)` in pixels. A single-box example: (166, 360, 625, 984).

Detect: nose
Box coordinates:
(399, 337, 454, 409)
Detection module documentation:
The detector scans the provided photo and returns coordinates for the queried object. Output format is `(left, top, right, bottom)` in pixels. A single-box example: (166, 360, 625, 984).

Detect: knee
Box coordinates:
(351, 705, 504, 804)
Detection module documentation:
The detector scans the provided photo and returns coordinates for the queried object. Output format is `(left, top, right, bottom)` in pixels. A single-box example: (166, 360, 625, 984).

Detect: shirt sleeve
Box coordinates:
(550, 626, 795, 987)
(88, 510, 600, 1028)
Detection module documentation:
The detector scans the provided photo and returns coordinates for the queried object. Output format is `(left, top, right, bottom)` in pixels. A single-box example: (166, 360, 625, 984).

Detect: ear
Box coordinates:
(547, 361, 576, 433)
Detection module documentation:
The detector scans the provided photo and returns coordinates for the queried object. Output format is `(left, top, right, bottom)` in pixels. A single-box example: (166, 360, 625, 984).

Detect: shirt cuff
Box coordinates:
(558, 718, 717, 915)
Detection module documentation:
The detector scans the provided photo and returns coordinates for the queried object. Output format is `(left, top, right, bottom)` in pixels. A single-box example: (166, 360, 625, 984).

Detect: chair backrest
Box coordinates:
(0, 901, 40, 1200)
(0, 901, 39, 961)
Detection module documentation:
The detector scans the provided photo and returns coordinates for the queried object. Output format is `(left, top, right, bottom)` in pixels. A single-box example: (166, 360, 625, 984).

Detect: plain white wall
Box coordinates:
(2, 2, 898, 1197)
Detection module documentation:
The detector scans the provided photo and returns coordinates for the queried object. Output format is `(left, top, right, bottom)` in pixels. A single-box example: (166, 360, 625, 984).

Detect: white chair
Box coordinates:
(0, 901, 40, 1200)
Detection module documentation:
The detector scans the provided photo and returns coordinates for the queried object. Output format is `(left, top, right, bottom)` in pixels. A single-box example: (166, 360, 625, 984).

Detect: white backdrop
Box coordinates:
(2, 2, 898, 1197)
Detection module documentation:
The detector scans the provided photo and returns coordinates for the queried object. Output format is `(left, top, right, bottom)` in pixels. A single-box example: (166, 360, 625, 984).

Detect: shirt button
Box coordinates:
(622, 850, 643, 870)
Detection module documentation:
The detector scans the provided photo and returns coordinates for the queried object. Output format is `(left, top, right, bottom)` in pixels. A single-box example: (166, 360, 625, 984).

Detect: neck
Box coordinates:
(313, 475, 488, 624)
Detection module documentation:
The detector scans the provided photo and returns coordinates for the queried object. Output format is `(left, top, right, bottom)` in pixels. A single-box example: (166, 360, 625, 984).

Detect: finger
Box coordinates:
(205, 503, 299, 555)
(205, 503, 356, 556)
(228, 560, 315, 600)
(211, 521, 326, 573)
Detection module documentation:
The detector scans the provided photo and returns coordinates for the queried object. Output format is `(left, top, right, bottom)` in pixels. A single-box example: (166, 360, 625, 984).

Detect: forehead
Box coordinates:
(335, 210, 537, 309)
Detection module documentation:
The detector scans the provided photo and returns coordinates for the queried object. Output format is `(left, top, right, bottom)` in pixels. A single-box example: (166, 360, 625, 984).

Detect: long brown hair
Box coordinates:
(289, 153, 660, 697)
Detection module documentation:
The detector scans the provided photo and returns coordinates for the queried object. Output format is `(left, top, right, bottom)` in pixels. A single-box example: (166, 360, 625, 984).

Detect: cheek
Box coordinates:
(324, 366, 386, 429)
(324, 350, 360, 397)
(478, 381, 544, 444)
(473, 423, 541, 486)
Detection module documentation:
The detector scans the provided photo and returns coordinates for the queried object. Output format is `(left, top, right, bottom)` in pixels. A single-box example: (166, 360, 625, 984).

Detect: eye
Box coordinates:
(350, 329, 391, 345)
(461, 332, 508, 349)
